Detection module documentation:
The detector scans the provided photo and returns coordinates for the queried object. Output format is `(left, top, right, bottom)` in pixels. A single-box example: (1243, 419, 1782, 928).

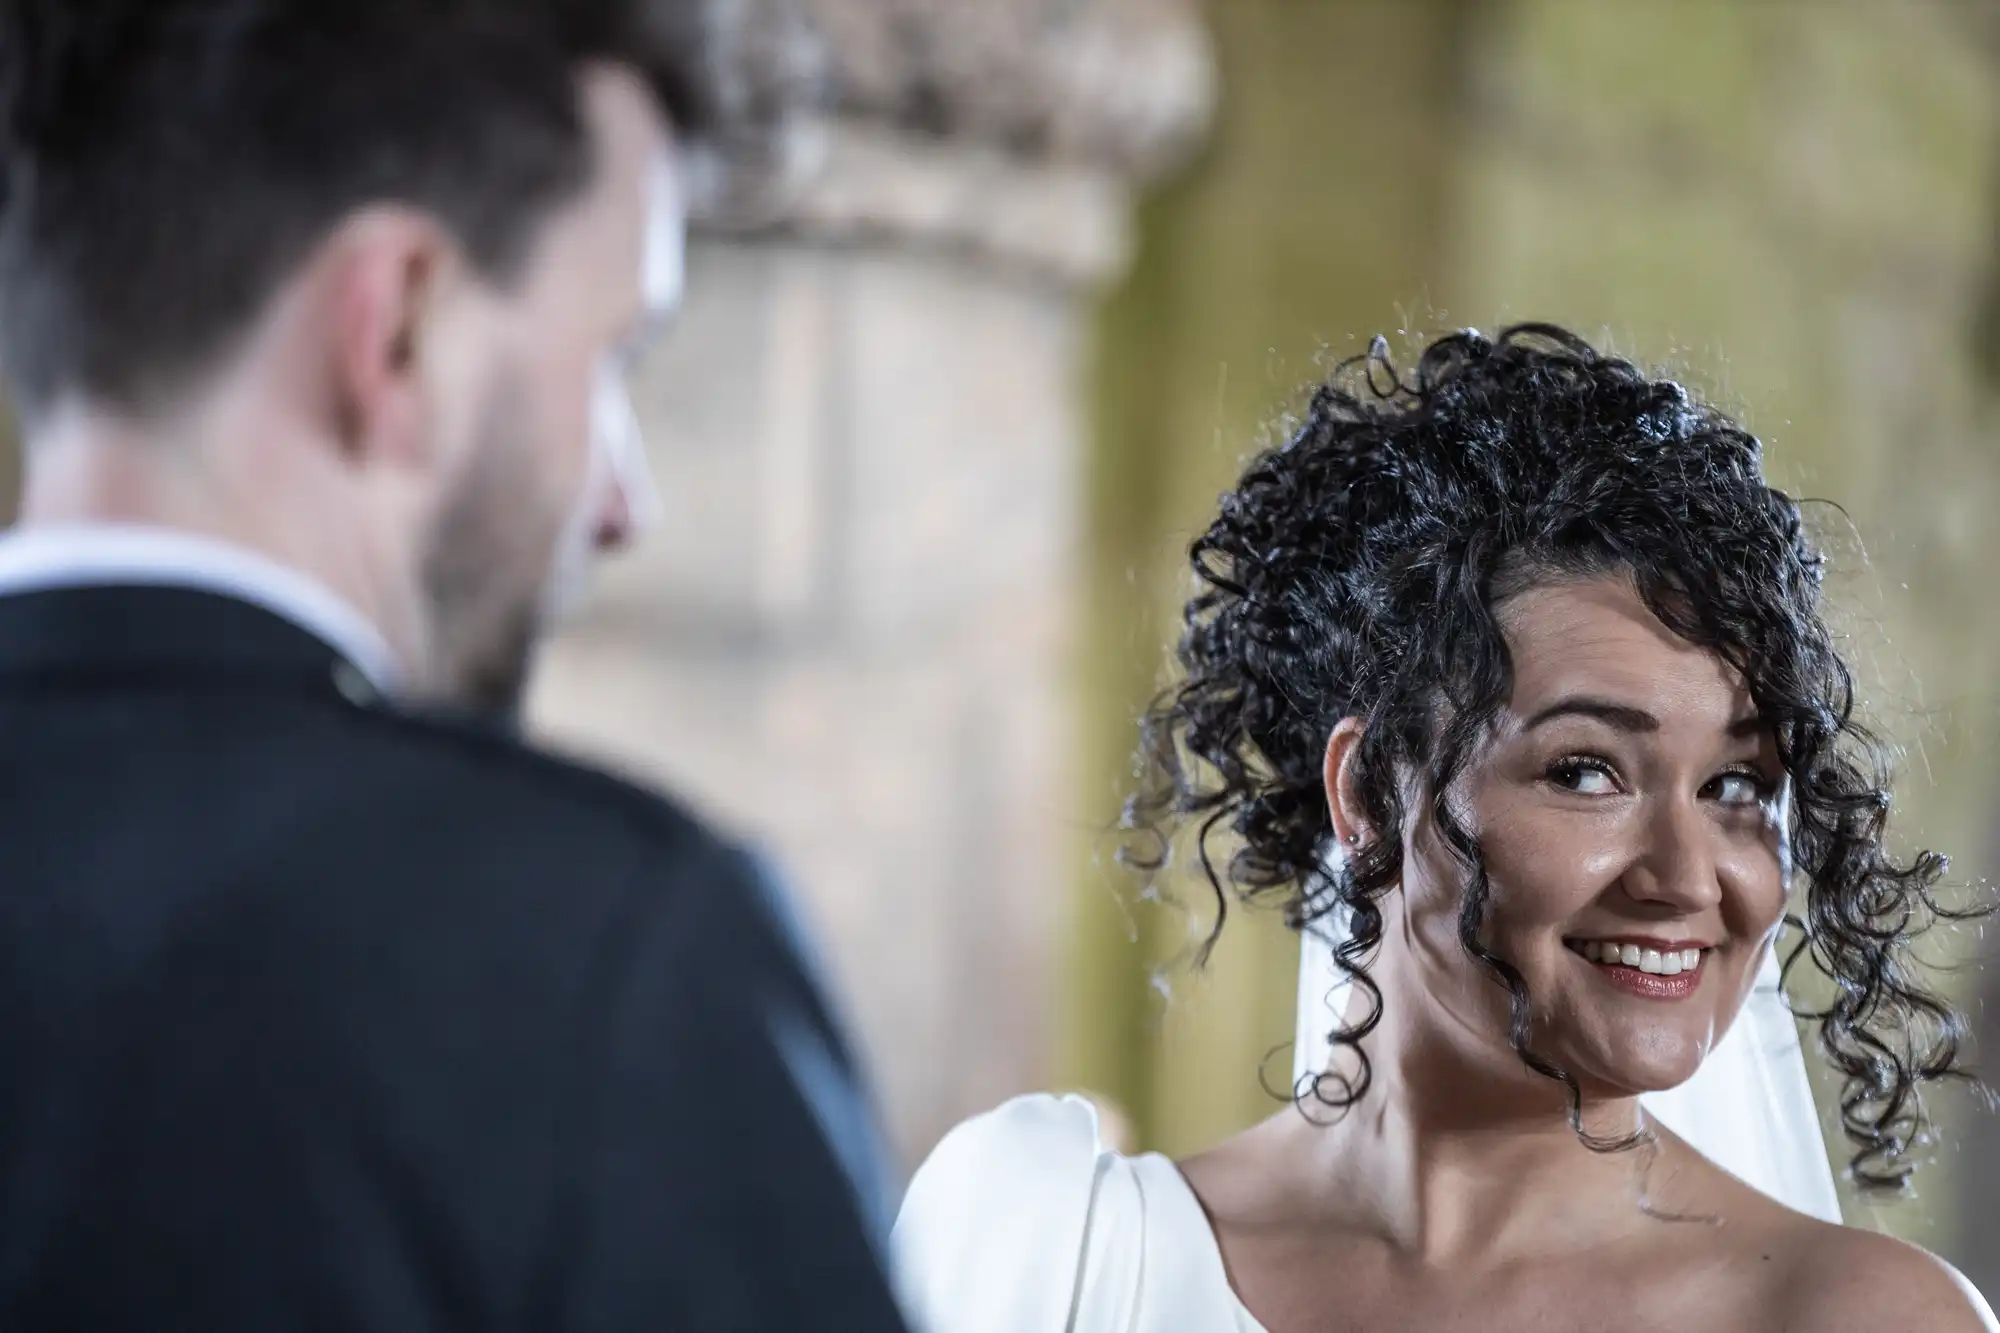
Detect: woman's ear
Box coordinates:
(1323, 716, 1371, 850)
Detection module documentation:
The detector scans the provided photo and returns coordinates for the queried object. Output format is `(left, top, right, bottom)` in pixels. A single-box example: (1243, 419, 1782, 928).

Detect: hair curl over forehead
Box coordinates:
(1123, 322, 1978, 1190)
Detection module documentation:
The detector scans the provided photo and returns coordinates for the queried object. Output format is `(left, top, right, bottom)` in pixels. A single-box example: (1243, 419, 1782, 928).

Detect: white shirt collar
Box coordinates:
(0, 523, 402, 692)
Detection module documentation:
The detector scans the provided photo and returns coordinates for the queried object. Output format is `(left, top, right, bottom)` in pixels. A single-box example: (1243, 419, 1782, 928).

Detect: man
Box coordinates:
(0, 2, 909, 1328)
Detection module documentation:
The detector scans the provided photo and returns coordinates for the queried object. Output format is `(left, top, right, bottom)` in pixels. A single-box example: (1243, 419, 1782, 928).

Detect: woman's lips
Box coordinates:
(1565, 938, 1708, 1001)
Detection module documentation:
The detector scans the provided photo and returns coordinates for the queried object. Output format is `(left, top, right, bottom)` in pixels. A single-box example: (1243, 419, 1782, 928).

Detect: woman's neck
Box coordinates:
(1215, 1006, 1661, 1269)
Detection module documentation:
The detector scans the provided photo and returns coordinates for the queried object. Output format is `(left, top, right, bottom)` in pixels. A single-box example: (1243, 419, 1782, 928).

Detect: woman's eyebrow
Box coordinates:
(1521, 696, 1657, 733)
(1726, 711, 1767, 738)
(1520, 696, 1769, 740)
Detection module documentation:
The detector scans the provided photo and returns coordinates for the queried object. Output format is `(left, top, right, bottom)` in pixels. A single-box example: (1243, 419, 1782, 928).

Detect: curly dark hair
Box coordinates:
(1124, 322, 1977, 1191)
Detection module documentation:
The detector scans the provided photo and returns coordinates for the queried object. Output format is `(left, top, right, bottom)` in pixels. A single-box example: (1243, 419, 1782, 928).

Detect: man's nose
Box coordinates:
(594, 377, 660, 554)
(592, 478, 634, 553)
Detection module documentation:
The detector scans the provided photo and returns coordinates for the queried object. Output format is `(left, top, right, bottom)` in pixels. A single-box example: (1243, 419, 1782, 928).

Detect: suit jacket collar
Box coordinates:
(0, 524, 401, 692)
(0, 583, 381, 701)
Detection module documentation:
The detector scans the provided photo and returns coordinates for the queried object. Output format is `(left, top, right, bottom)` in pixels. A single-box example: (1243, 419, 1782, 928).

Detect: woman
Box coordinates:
(893, 326, 1996, 1332)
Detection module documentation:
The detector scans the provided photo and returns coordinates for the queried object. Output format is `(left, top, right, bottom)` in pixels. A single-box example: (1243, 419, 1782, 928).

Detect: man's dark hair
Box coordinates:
(0, 0, 806, 420)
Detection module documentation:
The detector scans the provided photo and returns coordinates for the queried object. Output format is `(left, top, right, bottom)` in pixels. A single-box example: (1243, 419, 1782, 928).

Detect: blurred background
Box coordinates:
(6, 0, 2000, 1287)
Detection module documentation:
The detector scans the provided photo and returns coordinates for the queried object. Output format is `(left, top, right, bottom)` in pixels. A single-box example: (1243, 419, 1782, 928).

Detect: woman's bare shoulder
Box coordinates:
(1764, 1215, 1995, 1333)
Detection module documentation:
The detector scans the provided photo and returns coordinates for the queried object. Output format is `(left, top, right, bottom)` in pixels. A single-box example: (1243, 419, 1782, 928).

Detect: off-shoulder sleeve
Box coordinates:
(891, 1094, 1145, 1333)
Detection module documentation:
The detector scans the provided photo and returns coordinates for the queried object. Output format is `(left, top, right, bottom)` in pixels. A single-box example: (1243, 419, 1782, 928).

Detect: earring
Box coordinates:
(1346, 831, 1361, 846)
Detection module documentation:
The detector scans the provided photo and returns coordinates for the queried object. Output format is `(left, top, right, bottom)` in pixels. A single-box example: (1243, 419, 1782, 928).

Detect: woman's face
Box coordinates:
(1384, 575, 1790, 1097)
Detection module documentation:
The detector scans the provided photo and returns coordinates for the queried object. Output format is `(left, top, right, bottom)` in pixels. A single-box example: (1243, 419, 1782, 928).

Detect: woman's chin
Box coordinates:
(1570, 1041, 1708, 1099)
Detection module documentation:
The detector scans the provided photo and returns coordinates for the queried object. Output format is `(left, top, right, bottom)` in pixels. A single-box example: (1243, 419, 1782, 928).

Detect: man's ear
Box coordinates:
(317, 207, 453, 468)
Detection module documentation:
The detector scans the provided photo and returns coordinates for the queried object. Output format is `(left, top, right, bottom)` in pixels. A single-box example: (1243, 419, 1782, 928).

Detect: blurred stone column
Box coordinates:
(529, 0, 1211, 1163)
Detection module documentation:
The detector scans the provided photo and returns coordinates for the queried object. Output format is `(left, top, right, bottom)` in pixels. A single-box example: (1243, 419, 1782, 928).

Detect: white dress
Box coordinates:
(892, 1093, 1267, 1333)
(893, 938, 1839, 1332)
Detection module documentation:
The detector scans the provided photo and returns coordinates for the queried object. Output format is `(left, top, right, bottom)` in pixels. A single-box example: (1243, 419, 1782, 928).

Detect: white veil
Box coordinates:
(1292, 913, 1842, 1222)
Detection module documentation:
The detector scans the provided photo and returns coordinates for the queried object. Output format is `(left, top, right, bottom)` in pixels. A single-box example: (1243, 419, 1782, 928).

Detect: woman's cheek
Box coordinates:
(1717, 838, 1788, 937)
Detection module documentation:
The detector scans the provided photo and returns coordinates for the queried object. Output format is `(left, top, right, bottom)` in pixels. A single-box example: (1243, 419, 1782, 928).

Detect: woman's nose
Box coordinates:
(1623, 797, 1725, 915)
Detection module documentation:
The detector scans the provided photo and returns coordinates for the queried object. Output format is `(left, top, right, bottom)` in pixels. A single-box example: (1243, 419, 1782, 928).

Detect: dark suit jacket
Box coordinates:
(0, 584, 910, 1331)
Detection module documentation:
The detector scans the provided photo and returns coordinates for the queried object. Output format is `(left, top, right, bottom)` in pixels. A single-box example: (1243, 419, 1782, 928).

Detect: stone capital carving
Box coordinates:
(706, 0, 1214, 286)
(805, 0, 1215, 180)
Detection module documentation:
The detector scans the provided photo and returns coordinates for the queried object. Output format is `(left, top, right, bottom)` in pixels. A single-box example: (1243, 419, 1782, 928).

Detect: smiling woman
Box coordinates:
(1138, 326, 1964, 1188)
(892, 324, 1998, 1333)
(1375, 573, 1799, 1098)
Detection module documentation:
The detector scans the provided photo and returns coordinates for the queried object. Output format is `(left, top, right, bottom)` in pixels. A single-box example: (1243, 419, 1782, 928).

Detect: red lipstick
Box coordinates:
(1591, 956, 1703, 1000)
(1567, 939, 1708, 1001)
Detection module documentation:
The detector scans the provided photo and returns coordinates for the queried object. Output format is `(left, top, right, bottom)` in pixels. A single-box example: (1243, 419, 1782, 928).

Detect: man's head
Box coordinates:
(0, 0, 795, 712)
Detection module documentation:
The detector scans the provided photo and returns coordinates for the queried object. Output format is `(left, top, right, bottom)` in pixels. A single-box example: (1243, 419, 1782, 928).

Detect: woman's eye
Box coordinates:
(1548, 759, 1618, 795)
(1708, 771, 1768, 807)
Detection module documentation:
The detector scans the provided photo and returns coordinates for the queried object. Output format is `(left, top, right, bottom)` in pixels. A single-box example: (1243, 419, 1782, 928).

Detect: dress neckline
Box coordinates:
(1132, 1150, 1273, 1333)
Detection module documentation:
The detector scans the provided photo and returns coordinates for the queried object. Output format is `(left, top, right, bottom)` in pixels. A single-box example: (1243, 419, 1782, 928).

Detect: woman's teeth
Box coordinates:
(1575, 941, 1703, 976)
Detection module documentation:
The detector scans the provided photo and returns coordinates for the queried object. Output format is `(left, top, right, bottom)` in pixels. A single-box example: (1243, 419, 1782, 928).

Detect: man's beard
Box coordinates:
(418, 380, 561, 722)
